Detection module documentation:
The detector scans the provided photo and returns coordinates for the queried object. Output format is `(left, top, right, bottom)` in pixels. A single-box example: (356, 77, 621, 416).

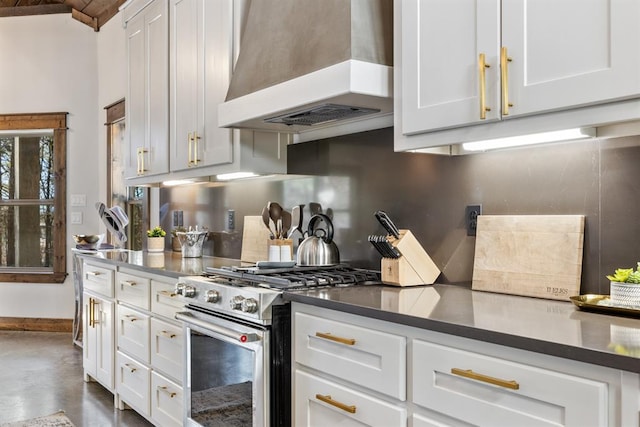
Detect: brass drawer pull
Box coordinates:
(86, 271, 101, 276)
(315, 332, 356, 346)
(122, 280, 137, 287)
(158, 290, 176, 298)
(315, 394, 356, 414)
(500, 46, 513, 115)
(451, 368, 520, 390)
(478, 53, 491, 119)
(124, 363, 137, 373)
(124, 314, 138, 322)
(158, 330, 176, 339)
(158, 385, 177, 398)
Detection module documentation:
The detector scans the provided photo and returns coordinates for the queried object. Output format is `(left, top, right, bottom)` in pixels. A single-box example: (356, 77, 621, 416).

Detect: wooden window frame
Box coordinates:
(0, 112, 67, 283)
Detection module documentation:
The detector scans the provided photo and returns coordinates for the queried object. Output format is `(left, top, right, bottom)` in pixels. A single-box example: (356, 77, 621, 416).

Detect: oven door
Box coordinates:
(176, 309, 269, 427)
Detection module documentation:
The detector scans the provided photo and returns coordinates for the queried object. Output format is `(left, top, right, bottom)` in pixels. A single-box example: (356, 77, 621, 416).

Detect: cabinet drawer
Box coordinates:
(116, 351, 150, 417)
(150, 317, 183, 382)
(151, 280, 184, 319)
(294, 311, 406, 400)
(83, 262, 114, 297)
(118, 305, 150, 363)
(116, 271, 150, 310)
(151, 371, 183, 427)
(295, 369, 406, 427)
(412, 339, 608, 426)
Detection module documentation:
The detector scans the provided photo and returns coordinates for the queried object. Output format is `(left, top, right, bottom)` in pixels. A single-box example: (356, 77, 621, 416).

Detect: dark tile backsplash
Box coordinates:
(159, 127, 640, 295)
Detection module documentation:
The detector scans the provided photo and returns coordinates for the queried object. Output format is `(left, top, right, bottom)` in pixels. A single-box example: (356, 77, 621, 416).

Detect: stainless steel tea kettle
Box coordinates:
(297, 214, 340, 266)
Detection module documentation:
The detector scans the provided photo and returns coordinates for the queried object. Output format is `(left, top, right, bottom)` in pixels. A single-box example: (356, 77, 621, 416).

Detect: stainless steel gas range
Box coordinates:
(175, 265, 381, 427)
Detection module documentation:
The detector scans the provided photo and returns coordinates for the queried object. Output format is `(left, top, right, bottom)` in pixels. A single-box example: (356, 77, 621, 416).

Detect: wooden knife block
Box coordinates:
(381, 230, 440, 286)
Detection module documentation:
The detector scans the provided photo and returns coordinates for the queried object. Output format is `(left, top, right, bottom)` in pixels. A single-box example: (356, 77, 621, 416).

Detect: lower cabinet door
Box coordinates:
(116, 351, 150, 417)
(295, 369, 406, 427)
(151, 371, 183, 427)
(413, 339, 608, 427)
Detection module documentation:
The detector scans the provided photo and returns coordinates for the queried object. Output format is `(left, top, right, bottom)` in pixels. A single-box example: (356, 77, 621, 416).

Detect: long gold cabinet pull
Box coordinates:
(315, 332, 356, 346)
(478, 53, 491, 119)
(451, 368, 520, 390)
(88, 298, 95, 328)
(500, 46, 513, 115)
(315, 394, 357, 414)
(187, 131, 201, 167)
(158, 385, 177, 398)
(136, 147, 148, 175)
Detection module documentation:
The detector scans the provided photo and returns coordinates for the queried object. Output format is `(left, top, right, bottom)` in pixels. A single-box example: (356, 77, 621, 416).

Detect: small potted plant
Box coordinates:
(606, 262, 640, 307)
(147, 226, 166, 252)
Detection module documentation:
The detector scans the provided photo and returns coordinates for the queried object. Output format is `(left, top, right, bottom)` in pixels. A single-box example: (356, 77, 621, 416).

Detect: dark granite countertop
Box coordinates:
(73, 249, 242, 279)
(284, 284, 640, 374)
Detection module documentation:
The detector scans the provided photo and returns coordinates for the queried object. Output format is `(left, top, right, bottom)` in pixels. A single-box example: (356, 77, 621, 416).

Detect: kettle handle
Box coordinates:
(307, 214, 334, 244)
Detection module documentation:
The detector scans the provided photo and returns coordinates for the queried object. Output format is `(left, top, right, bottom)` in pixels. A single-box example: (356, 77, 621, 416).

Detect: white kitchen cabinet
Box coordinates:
(117, 304, 151, 363)
(295, 369, 407, 427)
(396, 0, 640, 149)
(123, 0, 169, 180)
(150, 317, 183, 382)
(151, 371, 183, 427)
(169, 0, 233, 171)
(82, 260, 116, 394)
(83, 293, 115, 392)
(116, 350, 151, 417)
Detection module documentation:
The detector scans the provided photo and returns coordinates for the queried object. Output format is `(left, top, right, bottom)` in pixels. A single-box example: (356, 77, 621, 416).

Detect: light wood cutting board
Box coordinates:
(241, 216, 272, 263)
(471, 215, 585, 300)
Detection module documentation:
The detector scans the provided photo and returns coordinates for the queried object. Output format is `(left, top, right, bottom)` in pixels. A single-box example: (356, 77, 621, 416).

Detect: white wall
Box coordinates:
(0, 13, 126, 318)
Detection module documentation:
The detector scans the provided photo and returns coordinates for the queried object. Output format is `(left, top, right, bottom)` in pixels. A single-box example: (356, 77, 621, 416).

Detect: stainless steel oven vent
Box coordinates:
(264, 104, 381, 126)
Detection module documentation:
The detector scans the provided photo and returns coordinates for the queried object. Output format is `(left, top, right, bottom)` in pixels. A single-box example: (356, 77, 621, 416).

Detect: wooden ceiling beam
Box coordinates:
(71, 6, 97, 31)
(0, 3, 70, 16)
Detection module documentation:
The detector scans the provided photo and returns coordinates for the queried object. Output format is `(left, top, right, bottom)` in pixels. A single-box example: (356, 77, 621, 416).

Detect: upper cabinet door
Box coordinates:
(503, 0, 640, 118)
(124, 0, 169, 179)
(401, 0, 501, 134)
(170, 0, 234, 173)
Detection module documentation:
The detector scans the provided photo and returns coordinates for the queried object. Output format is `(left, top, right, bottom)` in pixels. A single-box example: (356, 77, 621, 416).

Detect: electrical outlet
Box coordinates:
(465, 204, 482, 236)
(227, 209, 235, 231)
(173, 210, 184, 227)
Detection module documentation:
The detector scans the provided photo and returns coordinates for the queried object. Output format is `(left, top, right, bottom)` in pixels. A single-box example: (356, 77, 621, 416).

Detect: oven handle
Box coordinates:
(175, 311, 260, 343)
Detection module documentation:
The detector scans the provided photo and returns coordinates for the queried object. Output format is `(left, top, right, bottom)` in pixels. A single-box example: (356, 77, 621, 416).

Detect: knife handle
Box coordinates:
(375, 210, 400, 239)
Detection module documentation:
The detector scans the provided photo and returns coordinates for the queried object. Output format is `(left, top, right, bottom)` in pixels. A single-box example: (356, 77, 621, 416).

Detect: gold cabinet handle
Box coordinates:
(451, 368, 520, 390)
(500, 46, 513, 115)
(122, 280, 137, 287)
(124, 363, 137, 373)
(86, 271, 101, 277)
(315, 394, 356, 414)
(88, 298, 95, 328)
(158, 330, 177, 339)
(193, 132, 200, 165)
(158, 290, 177, 298)
(315, 332, 356, 346)
(187, 132, 194, 166)
(136, 147, 148, 175)
(124, 314, 138, 322)
(479, 53, 491, 120)
(158, 385, 177, 398)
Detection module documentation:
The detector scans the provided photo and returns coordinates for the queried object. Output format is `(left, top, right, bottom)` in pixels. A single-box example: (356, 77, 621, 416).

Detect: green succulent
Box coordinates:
(607, 262, 640, 283)
(147, 226, 166, 238)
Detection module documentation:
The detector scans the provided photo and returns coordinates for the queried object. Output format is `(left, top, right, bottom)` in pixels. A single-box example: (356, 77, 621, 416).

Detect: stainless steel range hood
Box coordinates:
(218, 0, 393, 142)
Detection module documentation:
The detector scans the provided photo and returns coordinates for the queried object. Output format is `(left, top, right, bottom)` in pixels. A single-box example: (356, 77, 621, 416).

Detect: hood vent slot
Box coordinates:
(264, 104, 381, 127)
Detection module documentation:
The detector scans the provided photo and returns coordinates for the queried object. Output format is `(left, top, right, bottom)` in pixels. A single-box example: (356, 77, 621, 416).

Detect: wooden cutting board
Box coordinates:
(240, 216, 272, 263)
(472, 215, 585, 301)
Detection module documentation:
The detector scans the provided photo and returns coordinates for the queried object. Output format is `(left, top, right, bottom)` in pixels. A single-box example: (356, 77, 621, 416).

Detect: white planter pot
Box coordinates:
(610, 281, 640, 308)
(147, 236, 165, 253)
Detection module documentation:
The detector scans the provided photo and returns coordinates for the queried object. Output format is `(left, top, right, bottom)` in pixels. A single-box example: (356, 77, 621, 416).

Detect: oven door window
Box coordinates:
(190, 331, 255, 425)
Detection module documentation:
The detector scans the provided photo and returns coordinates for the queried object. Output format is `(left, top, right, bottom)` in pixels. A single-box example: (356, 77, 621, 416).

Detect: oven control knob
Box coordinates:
(229, 295, 245, 310)
(241, 298, 259, 314)
(204, 290, 220, 303)
(183, 285, 196, 298)
(175, 283, 186, 295)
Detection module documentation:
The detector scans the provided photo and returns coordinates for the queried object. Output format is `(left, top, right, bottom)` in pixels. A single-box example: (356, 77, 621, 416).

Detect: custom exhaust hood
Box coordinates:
(218, 0, 394, 142)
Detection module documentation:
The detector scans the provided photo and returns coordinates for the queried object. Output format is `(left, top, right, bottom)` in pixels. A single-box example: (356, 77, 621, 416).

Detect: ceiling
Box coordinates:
(0, 0, 126, 31)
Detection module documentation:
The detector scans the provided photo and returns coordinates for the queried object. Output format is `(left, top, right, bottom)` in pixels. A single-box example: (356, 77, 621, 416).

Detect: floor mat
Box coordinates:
(1, 410, 75, 427)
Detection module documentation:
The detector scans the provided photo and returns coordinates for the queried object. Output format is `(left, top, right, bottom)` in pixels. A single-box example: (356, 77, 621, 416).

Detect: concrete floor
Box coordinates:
(0, 331, 152, 426)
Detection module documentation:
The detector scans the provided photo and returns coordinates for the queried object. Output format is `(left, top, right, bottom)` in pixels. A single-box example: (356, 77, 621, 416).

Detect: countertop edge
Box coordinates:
(284, 292, 640, 374)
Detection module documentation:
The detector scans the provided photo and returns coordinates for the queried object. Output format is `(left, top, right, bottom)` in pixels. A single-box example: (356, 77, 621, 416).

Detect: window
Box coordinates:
(0, 113, 67, 283)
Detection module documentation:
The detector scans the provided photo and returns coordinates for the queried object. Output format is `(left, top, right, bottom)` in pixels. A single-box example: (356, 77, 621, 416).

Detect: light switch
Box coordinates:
(71, 212, 83, 224)
(70, 194, 86, 207)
